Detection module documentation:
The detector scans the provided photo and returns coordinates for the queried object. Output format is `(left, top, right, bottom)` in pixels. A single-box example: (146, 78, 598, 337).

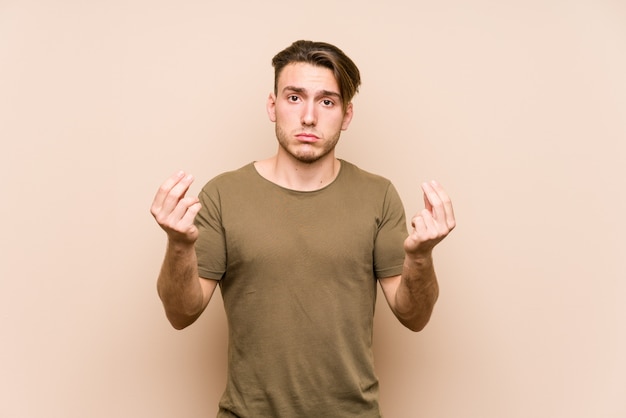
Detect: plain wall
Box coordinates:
(1, 0, 625, 417)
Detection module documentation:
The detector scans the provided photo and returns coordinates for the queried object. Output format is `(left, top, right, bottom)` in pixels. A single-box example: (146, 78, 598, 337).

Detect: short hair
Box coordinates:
(271, 40, 361, 111)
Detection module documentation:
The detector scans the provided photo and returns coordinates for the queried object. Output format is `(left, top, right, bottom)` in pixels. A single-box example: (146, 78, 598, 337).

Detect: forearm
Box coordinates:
(157, 241, 204, 329)
(393, 254, 439, 332)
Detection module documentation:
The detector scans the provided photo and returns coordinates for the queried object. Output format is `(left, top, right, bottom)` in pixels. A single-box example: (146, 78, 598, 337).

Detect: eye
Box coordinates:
(322, 99, 334, 107)
(288, 95, 300, 102)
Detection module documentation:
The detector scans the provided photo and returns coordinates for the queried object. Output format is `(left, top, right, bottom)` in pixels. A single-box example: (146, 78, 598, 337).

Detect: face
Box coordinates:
(267, 63, 353, 164)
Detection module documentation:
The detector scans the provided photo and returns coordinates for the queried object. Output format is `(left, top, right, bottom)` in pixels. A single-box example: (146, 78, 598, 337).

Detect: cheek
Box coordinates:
(273, 106, 294, 123)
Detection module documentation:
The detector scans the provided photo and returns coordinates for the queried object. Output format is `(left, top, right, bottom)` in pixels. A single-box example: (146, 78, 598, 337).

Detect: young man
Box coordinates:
(151, 40, 455, 418)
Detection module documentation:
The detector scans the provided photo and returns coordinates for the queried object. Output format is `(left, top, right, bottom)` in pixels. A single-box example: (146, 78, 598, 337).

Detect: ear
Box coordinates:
(266, 92, 277, 122)
(341, 102, 354, 131)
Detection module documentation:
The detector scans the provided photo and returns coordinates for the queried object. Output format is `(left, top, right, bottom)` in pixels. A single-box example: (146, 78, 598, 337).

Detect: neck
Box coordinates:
(255, 153, 341, 192)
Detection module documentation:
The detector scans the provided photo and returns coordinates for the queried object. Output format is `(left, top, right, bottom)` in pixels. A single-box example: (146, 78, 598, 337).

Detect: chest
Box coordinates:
(220, 190, 382, 275)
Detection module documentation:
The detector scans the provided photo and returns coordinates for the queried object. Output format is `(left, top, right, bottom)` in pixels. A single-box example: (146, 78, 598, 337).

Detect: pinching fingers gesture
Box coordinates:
(150, 171, 202, 244)
(404, 180, 456, 258)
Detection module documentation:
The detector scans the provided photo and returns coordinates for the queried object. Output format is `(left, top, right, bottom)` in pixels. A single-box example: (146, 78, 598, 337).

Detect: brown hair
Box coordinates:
(271, 40, 361, 111)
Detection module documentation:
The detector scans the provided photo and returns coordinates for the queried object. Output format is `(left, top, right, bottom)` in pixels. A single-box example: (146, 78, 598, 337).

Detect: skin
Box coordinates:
(151, 62, 456, 331)
(256, 62, 353, 191)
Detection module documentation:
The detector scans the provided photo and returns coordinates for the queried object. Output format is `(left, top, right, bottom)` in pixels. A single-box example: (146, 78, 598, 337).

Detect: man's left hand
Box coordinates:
(404, 180, 456, 258)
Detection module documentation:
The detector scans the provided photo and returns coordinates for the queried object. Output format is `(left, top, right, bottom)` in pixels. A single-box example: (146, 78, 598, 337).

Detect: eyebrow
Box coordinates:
(282, 86, 342, 100)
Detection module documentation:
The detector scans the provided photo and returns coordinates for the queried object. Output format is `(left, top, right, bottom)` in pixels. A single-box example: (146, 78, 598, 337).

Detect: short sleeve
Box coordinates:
(373, 182, 408, 278)
(194, 181, 227, 280)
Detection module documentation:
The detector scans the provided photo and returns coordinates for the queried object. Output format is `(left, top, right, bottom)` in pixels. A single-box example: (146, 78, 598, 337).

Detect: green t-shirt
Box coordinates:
(195, 160, 407, 418)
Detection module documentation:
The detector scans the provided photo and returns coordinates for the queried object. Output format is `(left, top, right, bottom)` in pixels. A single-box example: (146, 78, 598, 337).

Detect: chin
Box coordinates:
(278, 144, 322, 164)
(293, 153, 323, 164)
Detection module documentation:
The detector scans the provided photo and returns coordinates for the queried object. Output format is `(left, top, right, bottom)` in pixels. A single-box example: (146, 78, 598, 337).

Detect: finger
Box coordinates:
(409, 214, 427, 242)
(166, 199, 201, 243)
(180, 201, 202, 226)
(422, 183, 433, 213)
(406, 211, 438, 255)
(170, 196, 200, 226)
(160, 173, 195, 215)
(419, 208, 439, 239)
(430, 180, 456, 230)
(411, 209, 438, 236)
(421, 181, 445, 222)
(151, 171, 186, 214)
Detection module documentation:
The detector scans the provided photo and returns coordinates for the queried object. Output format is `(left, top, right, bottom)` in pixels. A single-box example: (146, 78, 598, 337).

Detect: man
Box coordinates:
(151, 40, 455, 417)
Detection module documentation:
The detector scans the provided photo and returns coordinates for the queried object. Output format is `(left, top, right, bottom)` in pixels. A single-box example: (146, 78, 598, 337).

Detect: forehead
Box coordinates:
(277, 62, 339, 94)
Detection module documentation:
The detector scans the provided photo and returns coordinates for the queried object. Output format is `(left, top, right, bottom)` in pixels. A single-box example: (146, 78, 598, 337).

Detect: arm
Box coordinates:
(150, 171, 218, 330)
(380, 180, 455, 332)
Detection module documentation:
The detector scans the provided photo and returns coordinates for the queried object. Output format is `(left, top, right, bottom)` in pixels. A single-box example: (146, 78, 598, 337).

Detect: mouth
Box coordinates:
(296, 133, 319, 143)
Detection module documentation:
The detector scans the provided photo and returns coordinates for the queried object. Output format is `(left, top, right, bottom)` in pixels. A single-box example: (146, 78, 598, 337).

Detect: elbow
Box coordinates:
(396, 307, 435, 332)
(169, 320, 192, 331)
(402, 317, 430, 333)
(157, 285, 203, 330)
(166, 312, 198, 330)
(159, 295, 202, 330)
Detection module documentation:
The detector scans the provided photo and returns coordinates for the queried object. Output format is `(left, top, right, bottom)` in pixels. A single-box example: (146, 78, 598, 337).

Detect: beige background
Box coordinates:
(1, 0, 625, 417)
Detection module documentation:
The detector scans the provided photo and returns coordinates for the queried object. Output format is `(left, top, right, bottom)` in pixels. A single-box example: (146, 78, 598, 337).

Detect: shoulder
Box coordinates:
(196, 163, 262, 205)
(200, 163, 257, 191)
(339, 160, 402, 205)
(338, 160, 394, 190)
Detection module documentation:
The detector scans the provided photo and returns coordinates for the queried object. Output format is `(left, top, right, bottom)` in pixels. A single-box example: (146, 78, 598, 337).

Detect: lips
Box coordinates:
(296, 133, 319, 142)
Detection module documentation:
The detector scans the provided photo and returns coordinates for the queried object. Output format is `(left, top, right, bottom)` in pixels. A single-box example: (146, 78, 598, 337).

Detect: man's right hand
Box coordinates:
(150, 171, 202, 244)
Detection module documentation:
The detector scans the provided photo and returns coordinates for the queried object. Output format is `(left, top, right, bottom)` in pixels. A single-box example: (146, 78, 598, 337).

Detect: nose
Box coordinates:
(301, 101, 317, 126)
